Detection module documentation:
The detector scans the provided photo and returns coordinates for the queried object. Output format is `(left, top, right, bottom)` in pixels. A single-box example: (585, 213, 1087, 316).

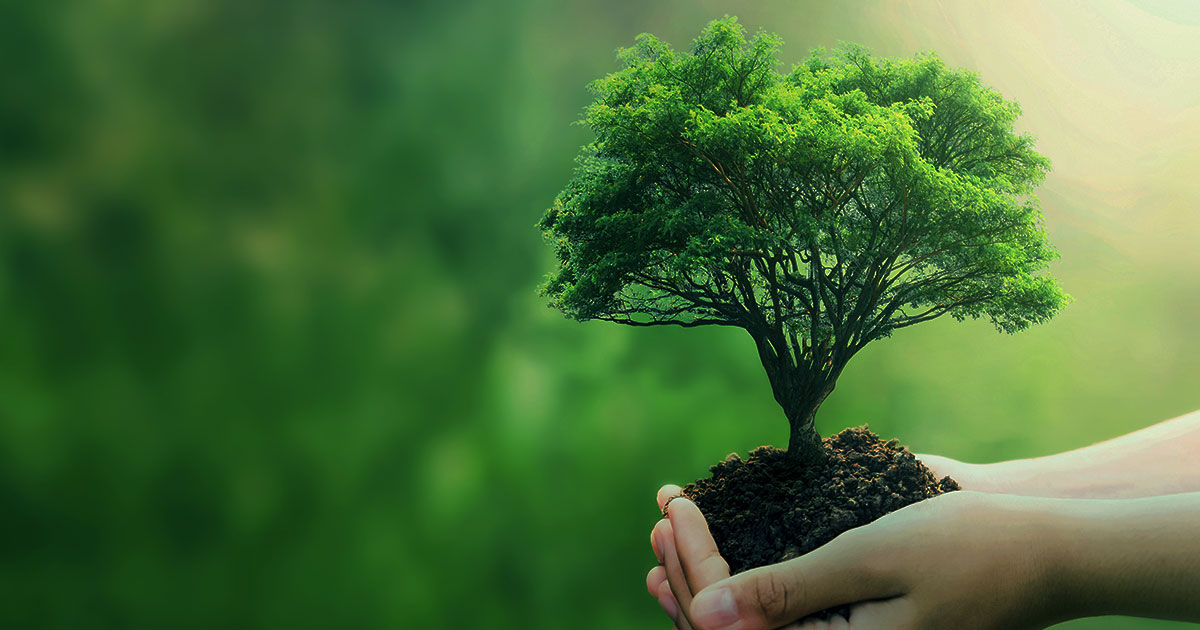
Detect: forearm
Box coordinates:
(1048, 491, 1200, 622)
(976, 409, 1200, 499)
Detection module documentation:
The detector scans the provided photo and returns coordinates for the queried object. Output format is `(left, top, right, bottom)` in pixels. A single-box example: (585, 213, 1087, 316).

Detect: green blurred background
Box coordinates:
(1, 0, 1197, 628)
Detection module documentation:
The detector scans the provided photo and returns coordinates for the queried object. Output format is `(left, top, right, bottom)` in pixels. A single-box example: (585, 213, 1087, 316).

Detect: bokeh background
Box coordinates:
(2, 0, 1198, 628)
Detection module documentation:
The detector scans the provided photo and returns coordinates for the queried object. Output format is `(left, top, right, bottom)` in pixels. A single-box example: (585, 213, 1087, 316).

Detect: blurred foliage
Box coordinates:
(0, 1, 1195, 629)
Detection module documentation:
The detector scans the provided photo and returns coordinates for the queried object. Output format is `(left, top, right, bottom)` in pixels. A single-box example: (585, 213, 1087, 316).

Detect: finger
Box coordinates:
(688, 533, 902, 630)
(826, 614, 850, 630)
(648, 565, 667, 597)
(839, 598, 911, 630)
(913, 453, 954, 478)
(655, 574, 683, 627)
(650, 565, 684, 622)
(658, 519, 695, 630)
(658, 484, 683, 513)
(665, 498, 730, 594)
(650, 559, 684, 625)
(652, 519, 666, 564)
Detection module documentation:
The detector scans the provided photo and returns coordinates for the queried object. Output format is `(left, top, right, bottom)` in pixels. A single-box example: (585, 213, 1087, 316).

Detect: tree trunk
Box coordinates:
(782, 387, 831, 466)
(786, 415, 823, 465)
(750, 331, 835, 466)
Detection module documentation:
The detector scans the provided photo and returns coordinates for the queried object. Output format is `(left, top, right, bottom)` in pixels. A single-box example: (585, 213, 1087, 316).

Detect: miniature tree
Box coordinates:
(539, 17, 1070, 465)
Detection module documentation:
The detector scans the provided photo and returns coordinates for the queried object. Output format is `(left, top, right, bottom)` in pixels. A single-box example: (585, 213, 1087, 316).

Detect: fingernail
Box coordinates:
(691, 585, 738, 628)
(651, 527, 664, 564)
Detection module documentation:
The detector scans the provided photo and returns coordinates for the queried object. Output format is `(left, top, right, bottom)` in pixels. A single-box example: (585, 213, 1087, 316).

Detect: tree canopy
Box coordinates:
(539, 17, 1070, 459)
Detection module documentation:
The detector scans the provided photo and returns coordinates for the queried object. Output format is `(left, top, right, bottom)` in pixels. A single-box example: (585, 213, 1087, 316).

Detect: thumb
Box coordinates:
(687, 535, 899, 630)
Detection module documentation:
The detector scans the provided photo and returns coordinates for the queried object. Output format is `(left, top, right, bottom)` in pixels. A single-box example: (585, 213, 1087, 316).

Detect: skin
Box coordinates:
(918, 409, 1200, 500)
(647, 410, 1200, 629)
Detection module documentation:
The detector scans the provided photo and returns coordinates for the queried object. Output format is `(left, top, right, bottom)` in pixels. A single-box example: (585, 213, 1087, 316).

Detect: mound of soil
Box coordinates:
(676, 426, 959, 575)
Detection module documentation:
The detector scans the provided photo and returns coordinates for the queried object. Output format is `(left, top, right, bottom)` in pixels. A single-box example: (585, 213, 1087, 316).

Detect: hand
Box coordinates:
(647, 484, 730, 630)
(913, 453, 1006, 494)
(647, 487, 822, 630)
(651, 489, 1065, 630)
(650, 416, 1200, 627)
(647, 453, 994, 627)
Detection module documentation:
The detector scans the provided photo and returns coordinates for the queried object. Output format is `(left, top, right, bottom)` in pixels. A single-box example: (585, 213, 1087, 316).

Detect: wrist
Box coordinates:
(939, 493, 1092, 628)
(1041, 494, 1200, 622)
(1024, 498, 1093, 625)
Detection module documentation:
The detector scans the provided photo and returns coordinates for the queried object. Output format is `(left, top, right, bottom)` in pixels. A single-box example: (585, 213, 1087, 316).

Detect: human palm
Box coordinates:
(646, 456, 1046, 630)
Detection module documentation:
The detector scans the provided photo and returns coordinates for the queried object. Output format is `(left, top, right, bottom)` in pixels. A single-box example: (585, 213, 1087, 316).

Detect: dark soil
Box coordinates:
(675, 426, 959, 576)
